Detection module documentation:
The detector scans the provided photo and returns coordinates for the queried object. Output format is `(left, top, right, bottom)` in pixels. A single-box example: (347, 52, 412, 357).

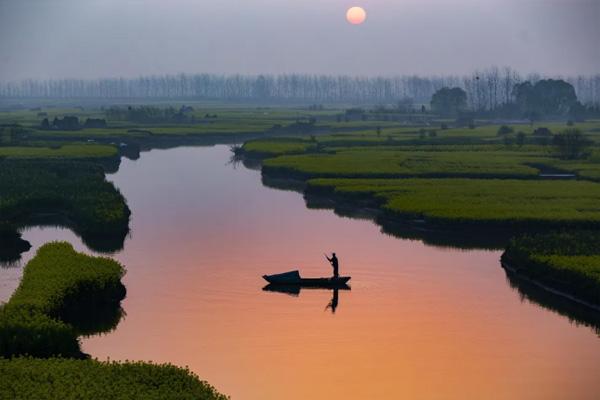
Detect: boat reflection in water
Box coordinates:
(262, 283, 351, 314)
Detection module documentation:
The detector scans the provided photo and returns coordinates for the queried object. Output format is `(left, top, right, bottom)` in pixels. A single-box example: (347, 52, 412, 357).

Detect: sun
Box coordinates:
(346, 6, 367, 25)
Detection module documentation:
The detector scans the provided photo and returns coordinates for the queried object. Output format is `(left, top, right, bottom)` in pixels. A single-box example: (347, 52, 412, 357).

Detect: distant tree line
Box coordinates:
(1, 68, 599, 107)
(431, 78, 600, 120)
(40, 116, 107, 131)
(104, 105, 196, 123)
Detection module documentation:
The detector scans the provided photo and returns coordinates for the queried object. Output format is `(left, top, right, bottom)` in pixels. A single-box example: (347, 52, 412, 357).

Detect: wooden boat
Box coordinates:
(262, 270, 351, 287)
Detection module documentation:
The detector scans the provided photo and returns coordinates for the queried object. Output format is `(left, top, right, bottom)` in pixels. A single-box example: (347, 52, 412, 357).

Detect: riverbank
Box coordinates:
(0, 159, 131, 261)
(0, 242, 126, 358)
(501, 231, 600, 309)
(0, 358, 228, 400)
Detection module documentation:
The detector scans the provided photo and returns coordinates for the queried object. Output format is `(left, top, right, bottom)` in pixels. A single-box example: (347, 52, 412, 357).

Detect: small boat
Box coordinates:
(262, 270, 351, 287)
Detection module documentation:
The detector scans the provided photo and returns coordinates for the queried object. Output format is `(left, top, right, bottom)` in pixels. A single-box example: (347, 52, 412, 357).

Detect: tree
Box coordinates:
(253, 75, 270, 99)
(497, 125, 514, 136)
(568, 101, 587, 122)
(552, 129, 592, 159)
(430, 87, 467, 116)
(516, 131, 526, 147)
(532, 127, 552, 137)
(83, 118, 107, 128)
(513, 79, 578, 116)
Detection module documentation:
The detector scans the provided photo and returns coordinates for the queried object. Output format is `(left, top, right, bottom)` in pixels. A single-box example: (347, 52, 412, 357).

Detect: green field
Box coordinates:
(502, 231, 600, 306)
(0, 358, 228, 400)
(239, 117, 600, 229)
(0, 144, 117, 158)
(242, 138, 317, 157)
(0, 160, 130, 252)
(307, 178, 600, 226)
(263, 148, 551, 179)
(0, 242, 125, 358)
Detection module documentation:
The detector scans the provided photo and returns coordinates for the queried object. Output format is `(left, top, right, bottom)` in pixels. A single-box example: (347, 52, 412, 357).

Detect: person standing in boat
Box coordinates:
(326, 252, 339, 278)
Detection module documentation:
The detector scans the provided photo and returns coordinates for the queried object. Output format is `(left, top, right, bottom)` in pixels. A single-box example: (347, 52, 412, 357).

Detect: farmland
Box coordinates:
(0, 358, 228, 400)
(0, 159, 130, 256)
(306, 178, 600, 227)
(0, 144, 118, 159)
(263, 149, 548, 179)
(502, 231, 600, 307)
(0, 242, 125, 358)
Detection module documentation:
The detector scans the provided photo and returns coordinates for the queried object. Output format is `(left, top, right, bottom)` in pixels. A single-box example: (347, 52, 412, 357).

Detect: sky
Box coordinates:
(0, 0, 598, 81)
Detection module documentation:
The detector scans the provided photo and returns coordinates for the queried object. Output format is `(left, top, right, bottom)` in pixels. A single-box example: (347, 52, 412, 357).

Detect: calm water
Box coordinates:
(2, 145, 600, 399)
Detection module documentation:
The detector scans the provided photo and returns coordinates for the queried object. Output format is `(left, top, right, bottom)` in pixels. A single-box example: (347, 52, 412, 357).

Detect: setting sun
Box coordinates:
(346, 6, 367, 25)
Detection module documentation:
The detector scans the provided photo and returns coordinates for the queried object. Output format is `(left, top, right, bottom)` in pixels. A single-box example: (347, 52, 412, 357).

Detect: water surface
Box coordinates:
(3, 145, 600, 399)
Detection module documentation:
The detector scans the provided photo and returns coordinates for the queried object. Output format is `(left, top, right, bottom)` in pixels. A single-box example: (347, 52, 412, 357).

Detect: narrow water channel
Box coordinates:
(3, 145, 599, 399)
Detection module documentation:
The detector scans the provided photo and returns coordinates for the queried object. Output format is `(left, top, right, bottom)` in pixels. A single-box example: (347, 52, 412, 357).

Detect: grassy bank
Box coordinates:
(242, 137, 317, 158)
(0, 144, 118, 159)
(240, 120, 600, 230)
(0, 242, 126, 358)
(263, 148, 550, 179)
(0, 159, 130, 252)
(0, 358, 228, 400)
(501, 231, 600, 307)
(306, 178, 600, 228)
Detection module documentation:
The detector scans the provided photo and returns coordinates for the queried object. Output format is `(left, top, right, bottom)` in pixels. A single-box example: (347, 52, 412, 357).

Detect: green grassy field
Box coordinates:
(263, 148, 551, 179)
(307, 178, 600, 226)
(502, 231, 600, 306)
(0, 242, 125, 358)
(537, 149, 600, 181)
(0, 160, 130, 251)
(242, 138, 317, 157)
(240, 119, 600, 230)
(0, 144, 118, 158)
(0, 358, 228, 400)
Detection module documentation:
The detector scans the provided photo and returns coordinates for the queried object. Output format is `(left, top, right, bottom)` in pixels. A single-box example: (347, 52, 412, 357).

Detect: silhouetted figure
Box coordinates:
(326, 252, 339, 278)
(326, 288, 339, 314)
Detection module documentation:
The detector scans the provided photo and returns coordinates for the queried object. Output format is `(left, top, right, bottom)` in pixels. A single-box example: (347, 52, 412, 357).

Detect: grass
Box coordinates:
(0, 242, 126, 358)
(537, 149, 600, 181)
(242, 138, 317, 157)
(0, 159, 130, 251)
(307, 178, 600, 226)
(0, 144, 118, 159)
(502, 231, 600, 306)
(264, 148, 549, 179)
(0, 357, 228, 400)
(9, 242, 125, 316)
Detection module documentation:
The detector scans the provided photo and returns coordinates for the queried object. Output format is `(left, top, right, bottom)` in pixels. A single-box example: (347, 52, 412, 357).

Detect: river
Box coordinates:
(2, 145, 600, 399)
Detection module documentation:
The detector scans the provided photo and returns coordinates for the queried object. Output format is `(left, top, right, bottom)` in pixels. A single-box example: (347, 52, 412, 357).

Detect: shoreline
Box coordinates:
(500, 258, 600, 313)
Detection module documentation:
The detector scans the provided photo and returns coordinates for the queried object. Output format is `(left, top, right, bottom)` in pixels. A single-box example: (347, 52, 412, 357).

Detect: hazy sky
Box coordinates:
(0, 0, 598, 81)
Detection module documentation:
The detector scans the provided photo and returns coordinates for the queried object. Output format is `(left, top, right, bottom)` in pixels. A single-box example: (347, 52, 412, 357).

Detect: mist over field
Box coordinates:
(0, 0, 598, 81)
